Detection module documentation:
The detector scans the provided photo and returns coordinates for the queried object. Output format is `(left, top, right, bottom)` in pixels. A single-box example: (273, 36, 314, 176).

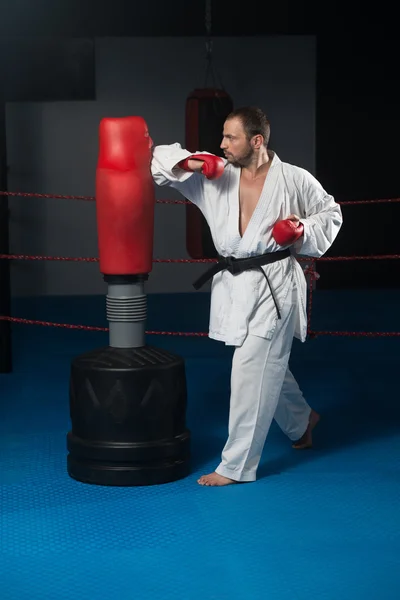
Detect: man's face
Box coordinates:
(220, 117, 253, 167)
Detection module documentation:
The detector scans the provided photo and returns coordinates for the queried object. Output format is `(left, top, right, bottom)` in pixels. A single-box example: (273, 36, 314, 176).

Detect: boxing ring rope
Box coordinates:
(2, 190, 400, 205)
(0, 190, 400, 339)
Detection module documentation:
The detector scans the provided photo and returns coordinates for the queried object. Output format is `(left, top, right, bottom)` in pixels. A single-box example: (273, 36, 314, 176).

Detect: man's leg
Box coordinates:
(198, 287, 297, 487)
(274, 368, 320, 449)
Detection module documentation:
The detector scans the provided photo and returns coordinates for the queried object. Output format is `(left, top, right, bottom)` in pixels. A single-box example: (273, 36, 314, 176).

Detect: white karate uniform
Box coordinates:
(151, 144, 342, 481)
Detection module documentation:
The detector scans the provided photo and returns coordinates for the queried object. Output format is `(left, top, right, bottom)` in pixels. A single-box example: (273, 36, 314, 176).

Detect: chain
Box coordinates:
(205, 0, 212, 36)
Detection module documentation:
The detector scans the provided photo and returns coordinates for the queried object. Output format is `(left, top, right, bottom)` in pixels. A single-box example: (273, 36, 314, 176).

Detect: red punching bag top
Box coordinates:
(96, 116, 155, 276)
(98, 116, 153, 171)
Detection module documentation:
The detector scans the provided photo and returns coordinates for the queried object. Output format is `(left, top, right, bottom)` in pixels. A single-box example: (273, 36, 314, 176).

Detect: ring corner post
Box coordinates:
(0, 98, 12, 374)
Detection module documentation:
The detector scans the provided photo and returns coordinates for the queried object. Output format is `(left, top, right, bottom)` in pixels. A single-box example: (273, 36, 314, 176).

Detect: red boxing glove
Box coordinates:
(272, 218, 304, 247)
(178, 153, 225, 180)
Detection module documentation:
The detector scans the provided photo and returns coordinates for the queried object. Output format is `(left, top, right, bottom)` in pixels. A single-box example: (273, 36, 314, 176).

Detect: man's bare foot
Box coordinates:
(292, 409, 320, 449)
(197, 472, 238, 486)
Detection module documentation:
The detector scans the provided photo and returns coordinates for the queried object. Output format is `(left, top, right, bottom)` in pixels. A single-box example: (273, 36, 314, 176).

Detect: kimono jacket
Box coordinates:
(151, 144, 343, 346)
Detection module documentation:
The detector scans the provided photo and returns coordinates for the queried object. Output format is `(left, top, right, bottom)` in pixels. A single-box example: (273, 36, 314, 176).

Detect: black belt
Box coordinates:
(192, 249, 291, 319)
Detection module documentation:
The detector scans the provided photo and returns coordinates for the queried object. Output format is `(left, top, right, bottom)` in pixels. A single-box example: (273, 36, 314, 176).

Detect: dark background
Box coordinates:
(0, 0, 399, 290)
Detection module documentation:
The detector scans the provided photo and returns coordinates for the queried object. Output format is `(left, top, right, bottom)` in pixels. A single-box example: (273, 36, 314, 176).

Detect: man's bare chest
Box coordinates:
(238, 175, 266, 235)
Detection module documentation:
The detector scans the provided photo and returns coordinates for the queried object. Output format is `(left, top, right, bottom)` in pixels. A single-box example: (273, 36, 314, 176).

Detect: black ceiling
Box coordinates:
(0, 0, 384, 37)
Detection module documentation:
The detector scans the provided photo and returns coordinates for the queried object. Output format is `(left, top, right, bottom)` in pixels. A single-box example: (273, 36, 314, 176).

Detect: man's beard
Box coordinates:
(226, 147, 254, 168)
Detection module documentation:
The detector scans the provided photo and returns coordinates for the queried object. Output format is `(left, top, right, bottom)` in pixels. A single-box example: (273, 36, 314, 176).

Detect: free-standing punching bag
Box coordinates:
(185, 88, 233, 259)
(66, 117, 190, 486)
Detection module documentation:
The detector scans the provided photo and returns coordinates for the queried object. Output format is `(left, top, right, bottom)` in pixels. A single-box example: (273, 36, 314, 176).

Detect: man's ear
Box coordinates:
(252, 134, 264, 149)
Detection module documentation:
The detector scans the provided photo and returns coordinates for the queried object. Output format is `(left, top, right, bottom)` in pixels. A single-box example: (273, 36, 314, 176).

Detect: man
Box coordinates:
(151, 107, 342, 486)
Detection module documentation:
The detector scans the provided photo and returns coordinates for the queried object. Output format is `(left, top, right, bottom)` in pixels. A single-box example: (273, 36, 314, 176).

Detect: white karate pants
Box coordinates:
(215, 285, 311, 482)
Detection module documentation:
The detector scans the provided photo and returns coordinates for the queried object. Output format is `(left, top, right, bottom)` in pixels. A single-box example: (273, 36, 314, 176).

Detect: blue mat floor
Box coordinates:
(1, 291, 400, 599)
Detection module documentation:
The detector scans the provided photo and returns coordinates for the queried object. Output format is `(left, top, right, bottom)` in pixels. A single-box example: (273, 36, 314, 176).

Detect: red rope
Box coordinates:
(0, 315, 398, 338)
(0, 190, 186, 205)
(0, 316, 107, 332)
(1, 253, 399, 264)
(155, 198, 189, 205)
(0, 190, 96, 202)
(1, 189, 400, 206)
(339, 198, 400, 205)
(0, 315, 208, 336)
(308, 330, 400, 337)
(301, 255, 400, 262)
(0, 254, 99, 263)
(306, 261, 317, 335)
(0, 254, 219, 264)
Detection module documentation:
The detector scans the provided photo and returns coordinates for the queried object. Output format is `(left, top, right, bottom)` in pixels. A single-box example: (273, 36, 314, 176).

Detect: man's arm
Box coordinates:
(177, 154, 225, 179)
(295, 169, 343, 257)
(273, 168, 342, 257)
(150, 143, 225, 206)
(183, 159, 205, 173)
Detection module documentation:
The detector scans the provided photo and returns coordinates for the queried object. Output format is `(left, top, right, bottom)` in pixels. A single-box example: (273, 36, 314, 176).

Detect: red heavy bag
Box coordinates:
(96, 116, 155, 275)
(185, 88, 233, 259)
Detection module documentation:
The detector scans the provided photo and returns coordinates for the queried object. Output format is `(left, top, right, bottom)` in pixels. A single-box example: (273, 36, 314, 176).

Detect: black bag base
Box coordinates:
(67, 455, 190, 487)
(66, 345, 190, 487)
